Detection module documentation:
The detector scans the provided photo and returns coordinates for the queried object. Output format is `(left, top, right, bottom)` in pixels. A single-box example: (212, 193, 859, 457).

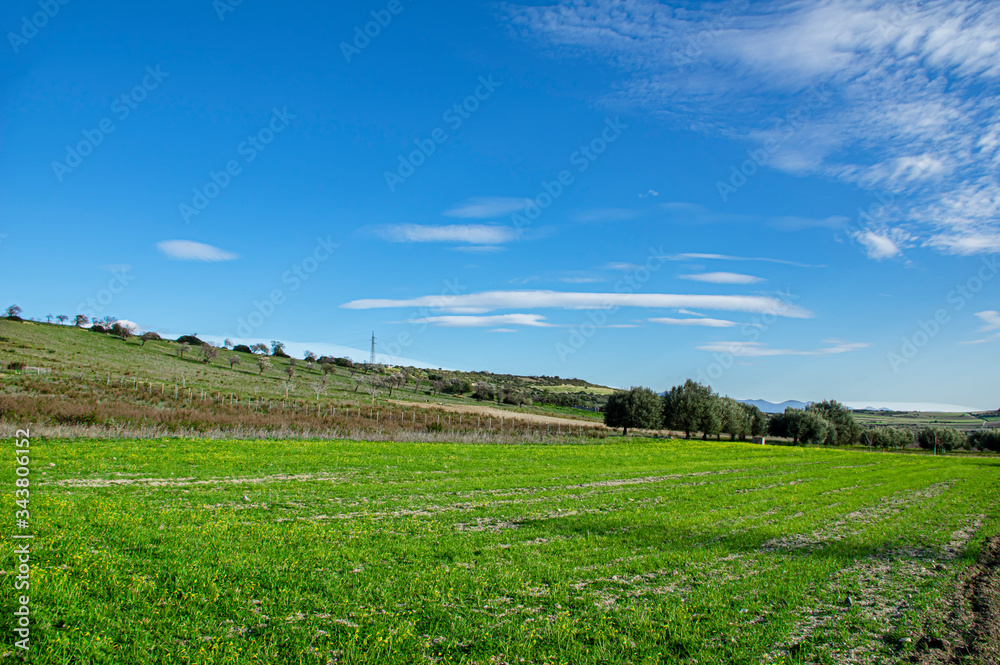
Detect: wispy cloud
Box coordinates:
(963, 310, 1000, 344)
(650, 317, 738, 328)
(679, 272, 764, 285)
(156, 240, 238, 262)
(410, 314, 556, 328)
(444, 197, 532, 219)
(696, 339, 870, 357)
(667, 252, 822, 268)
(976, 310, 1000, 332)
(506, 0, 1000, 257)
(377, 224, 516, 245)
(342, 290, 813, 317)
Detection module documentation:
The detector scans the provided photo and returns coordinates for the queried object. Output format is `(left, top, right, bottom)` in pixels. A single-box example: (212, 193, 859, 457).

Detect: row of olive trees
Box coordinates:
(767, 401, 862, 446)
(603, 380, 767, 439)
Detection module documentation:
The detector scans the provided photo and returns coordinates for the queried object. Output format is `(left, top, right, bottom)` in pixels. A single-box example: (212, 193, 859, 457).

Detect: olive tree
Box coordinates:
(604, 386, 661, 436)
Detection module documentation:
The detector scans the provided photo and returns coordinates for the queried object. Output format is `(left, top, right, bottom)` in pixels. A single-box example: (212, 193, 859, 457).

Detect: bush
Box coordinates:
(176, 335, 204, 346)
(333, 357, 354, 368)
(233, 344, 252, 354)
(90, 325, 108, 334)
(272, 349, 290, 359)
(916, 427, 966, 452)
(441, 377, 472, 394)
(5, 315, 23, 322)
(6, 361, 25, 372)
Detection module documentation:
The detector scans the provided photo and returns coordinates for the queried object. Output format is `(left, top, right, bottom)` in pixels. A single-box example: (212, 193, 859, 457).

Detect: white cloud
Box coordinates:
(487, 328, 518, 333)
(639, 189, 659, 198)
(156, 240, 238, 262)
(679, 272, 764, 285)
(409, 314, 556, 328)
(377, 224, 516, 245)
(696, 339, 870, 357)
(963, 310, 1000, 344)
(506, 0, 1000, 257)
(855, 231, 902, 260)
(444, 197, 532, 219)
(667, 252, 822, 268)
(342, 290, 813, 318)
(650, 317, 738, 328)
(975, 310, 1000, 332)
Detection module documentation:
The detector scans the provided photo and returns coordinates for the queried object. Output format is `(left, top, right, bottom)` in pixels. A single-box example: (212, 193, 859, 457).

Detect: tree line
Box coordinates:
(603, 380, 1000, 453)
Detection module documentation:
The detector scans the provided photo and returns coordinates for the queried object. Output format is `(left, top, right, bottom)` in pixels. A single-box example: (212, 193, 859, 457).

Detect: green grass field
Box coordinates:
(2, 437, 997, 664)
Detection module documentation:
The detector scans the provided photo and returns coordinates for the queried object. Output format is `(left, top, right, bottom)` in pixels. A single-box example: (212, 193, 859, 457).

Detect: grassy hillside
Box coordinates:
(0, 319, 608, 438)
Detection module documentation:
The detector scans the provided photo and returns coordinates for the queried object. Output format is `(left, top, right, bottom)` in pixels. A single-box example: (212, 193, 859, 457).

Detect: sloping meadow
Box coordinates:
(1, 438, 997, 664)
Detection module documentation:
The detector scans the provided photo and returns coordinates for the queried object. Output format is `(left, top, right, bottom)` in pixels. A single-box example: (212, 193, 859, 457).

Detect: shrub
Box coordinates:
(176, 335, 204, 346)
(233, 344, 253, 354)
(90, 325, 108, 334)
(7, 361, 25, 372)
(6, 315, 23, 322)
(442, 377, 472, 394)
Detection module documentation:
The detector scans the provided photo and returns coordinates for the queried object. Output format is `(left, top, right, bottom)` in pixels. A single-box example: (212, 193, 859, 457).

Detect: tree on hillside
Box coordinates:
(110, 322, 134, 341)
(285, 365, 296, 381)
(223, 338, 233, 349)
(310, 378, 328, 401)
(46, 313, 54, 323)
(968, 429, 1000, 452)
(74, 314, 89, 327)
(304, 350, 317, 362)
(807, 400, 861, 446)
(56, 315, 69, 325)
(227, 355, 242, 370)
(604, 387, 661, 436)
(139, 332, 161, 346)
(473, 382, 496, 402)
(251, 343, 268, 355)
(271, 340, 288, 357)
(255, 356, 271, 375)
(5, 305, 22, 318)
(177, 342, 190, 359)
(663, 379, 717, 439)
(201, 343, 219, 363)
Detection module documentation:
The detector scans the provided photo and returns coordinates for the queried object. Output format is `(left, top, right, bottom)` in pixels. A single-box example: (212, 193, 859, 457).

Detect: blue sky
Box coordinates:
(2, 0, 998, 410)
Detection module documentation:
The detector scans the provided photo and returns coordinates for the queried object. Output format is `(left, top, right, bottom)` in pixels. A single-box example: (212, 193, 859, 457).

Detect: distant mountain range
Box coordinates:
(738, 399, 810, 414)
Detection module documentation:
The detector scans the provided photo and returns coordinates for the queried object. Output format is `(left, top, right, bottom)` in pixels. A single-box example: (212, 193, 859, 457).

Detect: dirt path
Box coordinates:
(917, 533, 1000, 664)
(388, 400, 606, 428)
